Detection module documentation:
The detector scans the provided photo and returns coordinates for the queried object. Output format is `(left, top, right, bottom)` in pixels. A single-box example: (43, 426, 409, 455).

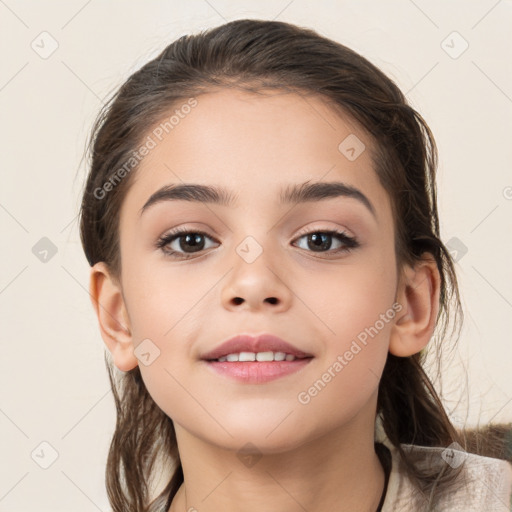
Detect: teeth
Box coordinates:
(239, 352, 256, 362)
(273, 352, 286, 361)
(215, 351, 296, 362)
(256, 351, 274, 362)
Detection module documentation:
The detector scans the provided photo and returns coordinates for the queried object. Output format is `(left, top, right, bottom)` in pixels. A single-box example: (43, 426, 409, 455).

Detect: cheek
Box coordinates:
(124, 266, 202, 426)
(295, 273, 396, 431)
(122, 254, 201, 337)
(304, 250, 397, 342)
(298, 252, 396, 391)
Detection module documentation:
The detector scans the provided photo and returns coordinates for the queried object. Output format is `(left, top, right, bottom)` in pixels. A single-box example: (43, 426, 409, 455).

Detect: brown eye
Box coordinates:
(156, 229, 219, 259)
(293, 230, 359, 254)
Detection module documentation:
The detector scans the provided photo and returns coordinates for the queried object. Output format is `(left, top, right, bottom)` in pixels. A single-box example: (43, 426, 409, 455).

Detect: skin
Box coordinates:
(89, 88, 440, 512)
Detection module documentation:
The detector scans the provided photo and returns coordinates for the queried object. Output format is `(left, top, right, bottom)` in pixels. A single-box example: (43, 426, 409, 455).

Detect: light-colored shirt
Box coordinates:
(381, 443, 512, 511)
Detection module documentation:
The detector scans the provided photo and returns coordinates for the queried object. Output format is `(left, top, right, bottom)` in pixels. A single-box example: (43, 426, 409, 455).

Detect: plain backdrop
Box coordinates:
(1, 1, 511, 510)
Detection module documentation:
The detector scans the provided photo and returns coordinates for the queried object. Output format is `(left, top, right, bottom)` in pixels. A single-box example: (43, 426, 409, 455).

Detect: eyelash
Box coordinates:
(155, 226, 360, 260)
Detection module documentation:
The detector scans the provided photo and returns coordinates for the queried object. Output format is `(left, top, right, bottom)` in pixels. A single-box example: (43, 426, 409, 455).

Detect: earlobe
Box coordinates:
(89, 262, 139, 372)
(389, 254, 441, 357)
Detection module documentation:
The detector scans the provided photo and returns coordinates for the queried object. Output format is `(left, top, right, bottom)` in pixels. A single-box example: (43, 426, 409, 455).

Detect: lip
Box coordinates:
(205, 359, 313, 384)
(200, 333, 314, 361)
(200, 333, 314, 384)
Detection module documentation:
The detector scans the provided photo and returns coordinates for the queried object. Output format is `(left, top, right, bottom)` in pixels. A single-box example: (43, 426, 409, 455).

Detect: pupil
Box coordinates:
(181, 233, 204, 252)
(309, 233, 331, 251)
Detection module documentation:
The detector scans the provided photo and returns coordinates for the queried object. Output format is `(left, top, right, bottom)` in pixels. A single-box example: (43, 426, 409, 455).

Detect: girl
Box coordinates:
(79, 19, 512, 511)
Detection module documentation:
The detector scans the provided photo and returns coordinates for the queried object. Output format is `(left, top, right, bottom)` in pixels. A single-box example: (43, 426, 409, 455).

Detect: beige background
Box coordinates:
(1, 1, 511, 510)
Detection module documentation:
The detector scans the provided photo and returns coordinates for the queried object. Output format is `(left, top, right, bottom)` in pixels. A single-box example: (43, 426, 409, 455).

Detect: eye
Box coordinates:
(156, 227, 360, 260)
(156, 228, 219, 259)
(292, 229, 359, 256)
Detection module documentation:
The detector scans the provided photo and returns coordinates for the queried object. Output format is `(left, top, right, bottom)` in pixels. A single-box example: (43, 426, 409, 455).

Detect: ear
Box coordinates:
(89, 262, 139, 372)
(389, 253, 441, 357)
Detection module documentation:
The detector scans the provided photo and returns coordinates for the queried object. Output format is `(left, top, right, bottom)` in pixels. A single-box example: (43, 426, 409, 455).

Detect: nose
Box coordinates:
(230, 295, 279, 307)
(220, 248, 293, 313)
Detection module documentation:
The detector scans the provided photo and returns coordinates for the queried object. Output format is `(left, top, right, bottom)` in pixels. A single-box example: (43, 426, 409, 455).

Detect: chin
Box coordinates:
(212, 431, 306, 456)
(208, 417, 312, 454)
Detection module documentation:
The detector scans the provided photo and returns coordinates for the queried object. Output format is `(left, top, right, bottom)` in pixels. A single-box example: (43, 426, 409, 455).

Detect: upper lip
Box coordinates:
(200, 334, 314, 361)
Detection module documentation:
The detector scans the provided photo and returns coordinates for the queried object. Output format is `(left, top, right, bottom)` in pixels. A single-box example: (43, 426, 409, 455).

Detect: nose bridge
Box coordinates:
(232, 229, 279, 283)
(237, 198, 289, 256)
(228, 208, 279, 265)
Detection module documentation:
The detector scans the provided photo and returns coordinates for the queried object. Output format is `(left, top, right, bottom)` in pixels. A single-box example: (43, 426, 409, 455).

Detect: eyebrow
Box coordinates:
(139, 181, 376, 218)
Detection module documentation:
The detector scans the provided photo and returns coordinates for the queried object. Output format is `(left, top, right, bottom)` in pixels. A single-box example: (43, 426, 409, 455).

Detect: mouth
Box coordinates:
(200, 333, 314, 361)
(207, 351, 310, 363)
(200, 333, 314, 383)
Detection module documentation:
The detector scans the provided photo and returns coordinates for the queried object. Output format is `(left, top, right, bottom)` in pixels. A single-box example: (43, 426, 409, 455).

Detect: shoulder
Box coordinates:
(381, 443, 512, 511)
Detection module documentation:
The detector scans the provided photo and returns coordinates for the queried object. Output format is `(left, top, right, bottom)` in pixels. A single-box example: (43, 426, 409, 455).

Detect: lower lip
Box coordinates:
(203, 358, 313, 384)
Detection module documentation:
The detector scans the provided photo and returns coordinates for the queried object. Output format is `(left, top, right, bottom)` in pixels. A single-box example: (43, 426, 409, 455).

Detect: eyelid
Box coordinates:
(293, 222, 355, 240)
(156, 226, 219, 247)
(157, 223, 354, 244)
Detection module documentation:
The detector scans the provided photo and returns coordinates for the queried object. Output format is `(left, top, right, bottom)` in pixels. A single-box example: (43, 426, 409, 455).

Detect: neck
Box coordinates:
(169, 399, 385, 512)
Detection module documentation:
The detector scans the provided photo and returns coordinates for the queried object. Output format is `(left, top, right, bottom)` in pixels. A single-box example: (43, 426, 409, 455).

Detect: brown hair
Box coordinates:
(79, 18, 508, 512)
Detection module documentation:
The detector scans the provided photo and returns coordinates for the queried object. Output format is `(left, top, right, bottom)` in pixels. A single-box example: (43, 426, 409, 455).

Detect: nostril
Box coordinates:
(232, 297, 244, 305)
(265, 297, 278, 304)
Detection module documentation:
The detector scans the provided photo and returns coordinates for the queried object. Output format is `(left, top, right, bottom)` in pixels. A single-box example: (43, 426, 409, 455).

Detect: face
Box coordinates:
(117, 88, 399, 453)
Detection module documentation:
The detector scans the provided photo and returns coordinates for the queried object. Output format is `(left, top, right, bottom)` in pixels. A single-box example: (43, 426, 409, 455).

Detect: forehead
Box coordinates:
(120, 88, 390, 221)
